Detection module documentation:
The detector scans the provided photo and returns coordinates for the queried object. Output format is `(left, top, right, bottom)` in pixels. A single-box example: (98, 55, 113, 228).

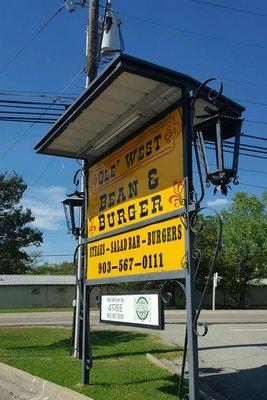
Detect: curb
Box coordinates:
(146, 353, 228, 400)
(0, 361, 93, 400)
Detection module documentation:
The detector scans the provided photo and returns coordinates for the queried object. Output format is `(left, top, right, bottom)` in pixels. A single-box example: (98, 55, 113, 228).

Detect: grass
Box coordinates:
(0, 327, 184, 400)
(0, 307, 72, 313)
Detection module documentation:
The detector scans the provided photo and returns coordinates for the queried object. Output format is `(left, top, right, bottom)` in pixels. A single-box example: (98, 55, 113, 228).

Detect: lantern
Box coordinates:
(62, 191, 84, 238)
(194, 114, 243, 195)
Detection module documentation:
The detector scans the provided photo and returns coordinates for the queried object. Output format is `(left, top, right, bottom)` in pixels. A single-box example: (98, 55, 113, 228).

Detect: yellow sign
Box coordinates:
(88, 217, 185, 280)
(87, 108, 185, 282)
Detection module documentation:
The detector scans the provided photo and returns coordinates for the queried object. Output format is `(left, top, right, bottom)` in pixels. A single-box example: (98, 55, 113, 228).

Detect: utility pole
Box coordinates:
(81, 0, 100, 383)
(74, 0, 100, 360)
(86, 0, 100, 85)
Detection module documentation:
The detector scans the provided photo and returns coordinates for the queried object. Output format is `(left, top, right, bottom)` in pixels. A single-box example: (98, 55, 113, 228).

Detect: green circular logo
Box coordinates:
(136, 297, 149, 321)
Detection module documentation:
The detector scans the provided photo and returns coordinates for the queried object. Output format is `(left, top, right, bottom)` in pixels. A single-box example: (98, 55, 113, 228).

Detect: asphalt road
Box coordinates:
(157, 321, 267, 400)
(0, 309, 266, 400)
(0, 309, 266, 326)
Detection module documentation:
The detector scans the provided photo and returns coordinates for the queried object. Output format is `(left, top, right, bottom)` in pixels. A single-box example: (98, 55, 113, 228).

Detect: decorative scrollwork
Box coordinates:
(164, 123, 177, 143)
(142, 281, 153, 291)
(181, 252, 189, 269)
(182, 394, 190, 400)
(169, 179, 186, 207)
(191, 77, 223, 117)
(191, 139, 206, 206)
(178, 207, 221, 398)
(161, 292, 172, 304)
(190, 212, 204, 235)
(192, 248, 202, 282)
(192, 207, 222, 329)
(194, 322, 208, 337)
(233, 177, 239, 185)
(88, 284, 103, 307)
(179, 212, 188, 229)
(159, 279, 186, 305)
(73, 168, 82, 188)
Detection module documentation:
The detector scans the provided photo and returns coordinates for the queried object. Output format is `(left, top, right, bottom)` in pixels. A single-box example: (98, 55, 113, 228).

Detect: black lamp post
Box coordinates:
(194, 112, 243, 195)
(62, 191, 85, 238)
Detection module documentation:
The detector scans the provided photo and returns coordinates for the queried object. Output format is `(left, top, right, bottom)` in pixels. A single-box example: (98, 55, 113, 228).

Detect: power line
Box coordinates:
(238, 182, 267, 189)
(234, 98, 267, 107)
(244, 119, 267, 126)
(0, 67, 84, 161)
(38, 254, 73, 257)
(243, 134, 267, 141)
(238, 151, 267, 161)
(205, 146, 267, 161)
(0, 110, 62, 117)
(191, 1, 267, 18)
(4, 97, 267, 120)
(0, 117, 57, 122)
(233, 142, 267, 154)
(193, 169, 267, 190)
(0, 99, 69, 123)
(238, 167, 267, 176)
(193, 160, 267, 175)
(220, 77, 267, 88)
(207, 140, 267, 155)
(121, 12, 267, 50)
(23, 160, 55, 196)
(0, 104, 68, 111)
(0, 1, 68, 76)
(0, 99, 69, 107)
(0, 89, 77, 99)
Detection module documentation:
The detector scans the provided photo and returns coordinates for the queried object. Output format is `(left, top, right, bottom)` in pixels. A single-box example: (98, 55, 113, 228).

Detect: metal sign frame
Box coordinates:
(99, 291, 165, 330)
(82, 97, 200, 397)
(82, 92, 223, 400)
(86, 104, 187, 286)
(35, 52, 244, 400)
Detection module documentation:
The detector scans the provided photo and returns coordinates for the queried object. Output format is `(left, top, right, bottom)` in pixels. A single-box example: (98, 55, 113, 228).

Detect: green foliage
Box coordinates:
(0, 327, 182, 400)
(197, 192, 267, 307)
(221, 192, 267, 307)
(195, 215, 224, 283)
(32, 261, 76, 275)
(0, 172, 43, 274)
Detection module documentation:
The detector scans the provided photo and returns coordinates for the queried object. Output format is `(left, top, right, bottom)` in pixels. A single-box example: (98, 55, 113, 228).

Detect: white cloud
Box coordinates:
(22, 186, 66, 231)
(206, 198, 230, 208)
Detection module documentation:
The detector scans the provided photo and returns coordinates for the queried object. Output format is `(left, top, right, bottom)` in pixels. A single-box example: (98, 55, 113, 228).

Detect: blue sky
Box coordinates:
(0, 0, 266, 264)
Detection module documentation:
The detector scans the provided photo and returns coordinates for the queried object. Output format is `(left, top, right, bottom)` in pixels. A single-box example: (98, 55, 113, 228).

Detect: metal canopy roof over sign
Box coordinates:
(35, 54, 244, 162)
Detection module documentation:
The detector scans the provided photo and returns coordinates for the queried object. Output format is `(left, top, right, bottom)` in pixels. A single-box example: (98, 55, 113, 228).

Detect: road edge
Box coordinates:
(0, 361, 93, 400)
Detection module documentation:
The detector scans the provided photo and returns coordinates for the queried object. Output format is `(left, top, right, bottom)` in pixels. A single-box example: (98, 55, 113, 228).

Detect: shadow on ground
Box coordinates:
(8, 330, 178, 360)
(200, 365, 267, 400)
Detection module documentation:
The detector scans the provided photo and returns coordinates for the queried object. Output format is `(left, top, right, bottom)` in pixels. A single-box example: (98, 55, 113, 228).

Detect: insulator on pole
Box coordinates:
(66, 0, 76, 12)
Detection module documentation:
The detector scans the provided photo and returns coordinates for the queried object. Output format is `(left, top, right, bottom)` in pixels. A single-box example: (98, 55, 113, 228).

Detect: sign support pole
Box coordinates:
(183, 91, 199, 399)
(82, 284, 90, 384)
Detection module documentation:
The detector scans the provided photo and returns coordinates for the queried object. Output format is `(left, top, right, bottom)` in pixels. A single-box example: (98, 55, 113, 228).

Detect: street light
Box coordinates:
(62, 191, 84, 238)
(194, 112, 243, 196)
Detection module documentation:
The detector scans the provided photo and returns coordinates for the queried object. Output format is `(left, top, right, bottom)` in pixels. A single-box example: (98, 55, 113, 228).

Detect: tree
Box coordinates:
(221, 192, 267, 308)
(0, 172, 43, 274)
(195, 192, 267, 308)
(33, 261, 76, 275)
(194, 214, 224, 280)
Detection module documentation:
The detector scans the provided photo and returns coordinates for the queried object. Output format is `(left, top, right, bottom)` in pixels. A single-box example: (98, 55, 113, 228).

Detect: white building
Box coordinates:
(0, 275, 76, 308)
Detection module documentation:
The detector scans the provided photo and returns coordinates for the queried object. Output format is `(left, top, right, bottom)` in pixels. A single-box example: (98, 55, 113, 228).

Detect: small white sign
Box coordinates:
(100, 293, 164, 330)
